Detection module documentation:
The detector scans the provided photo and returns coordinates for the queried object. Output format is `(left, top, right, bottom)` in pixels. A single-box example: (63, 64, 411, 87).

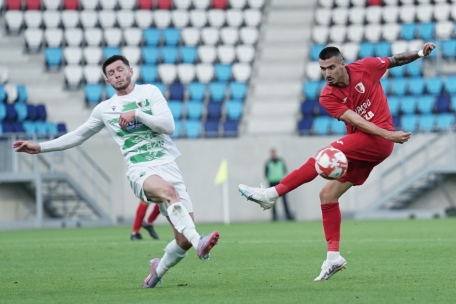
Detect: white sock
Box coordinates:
(167, 202, 200, 249)
(265, 186, 279, 200)
(327, 251, 340, 263)
(156, 240, 187, 278)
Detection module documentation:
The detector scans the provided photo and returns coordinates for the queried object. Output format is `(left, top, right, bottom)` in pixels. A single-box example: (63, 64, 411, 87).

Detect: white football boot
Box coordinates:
(314, 256, 347, 281)
(238, 184, 277, 210)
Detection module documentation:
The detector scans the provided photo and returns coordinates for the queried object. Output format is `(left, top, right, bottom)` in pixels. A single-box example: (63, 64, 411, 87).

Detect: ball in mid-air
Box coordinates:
(315, 148, 348, 180)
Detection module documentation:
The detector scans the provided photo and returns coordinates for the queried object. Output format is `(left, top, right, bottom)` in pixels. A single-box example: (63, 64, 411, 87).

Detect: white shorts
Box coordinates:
(127, 161, 193, 216)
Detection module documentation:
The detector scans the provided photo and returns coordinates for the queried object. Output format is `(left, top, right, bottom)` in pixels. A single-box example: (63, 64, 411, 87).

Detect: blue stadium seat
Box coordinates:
(1, 122, 13, 133)
(204, 120, 219, 138)
(180, 46, 197, 63)
(206, 102, 222, 120)
(14, 102, 27, 121)
(105, 85, 115, 98)
(401, 23, 416, 41)
(223, 120, 238, 137)
(313, 116, 331, 135)
(36, 104, 47, 121)
(57, 122, 67, 134)
(13, 122, 25, 133)
(375, 41, 391, 57)
(451, 96, 456, 112)
(45, 47, 62, 69)
(408, 77, 425, 95)
(160, 46, 178, 63)
(168, 101, 183, 120)
(47, 122, 58, 137)
(225, 100, 243, 120)
(390, 78, 408, 95)
(188, 82, 206, 100)
(401, 115, 418, 133)
(418, 23, 435, 41)
(209, 82, 227, 102)
(442, 40, 456, 59)
(141, 65, 158, 83)
(388, 96, 400, 116)
(319, 80, 327, 92)
(22, 121, 35, 138)
(390, 65, 405, 78)
(169, 83, 184, 100)
(142, 47, 159, 64)
(17, 85, 28, 103)
(418, 114, 436, 132)
(297, 117, 313, 135)
(0, 103, 6, 121)
(416, 96, 434, 114)
(435, 95, 450, 113)
(104, 47, 121, 59)
(380, 78, 390, 94)
(171, 120, 182, 138)
(400, 96, 417, 114)
(392, 115, 400, 129)
(317, 103, 329, 116)
(0, 85, 6, 103)
(426, 77, 443, 95)
(0, 123, 2, 136)
(444, 76, 456, 95)
(331, 119, 346, 135)
(436, 113, 455, 131)
(303, 81, 320, 99)
(153, 83, 166, 95)
(5, 104, 16, 122)
(310, 44, 325, 61)
(406, 61, 422, 77)
(186, 102, 204, 119)
(214, 64, 232, 82)
(163, 28, 180, 46)
(184, 119, 202, 138)
(359, 42, 375, 58)
(84, 84, 103, 105)
(229, 82, 247, 100)
(26, 105, 38, 121)
(144, 28, 161, 46)
(301, 100, 317, 117)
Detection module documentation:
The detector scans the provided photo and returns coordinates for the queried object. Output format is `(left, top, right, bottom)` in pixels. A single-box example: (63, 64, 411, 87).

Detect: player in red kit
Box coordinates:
(131, 201, 160, 240)
(239, 42, 435, 281)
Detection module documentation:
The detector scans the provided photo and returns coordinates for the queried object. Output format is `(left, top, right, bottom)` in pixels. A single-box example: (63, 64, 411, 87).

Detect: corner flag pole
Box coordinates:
(214, 159, 230, 225)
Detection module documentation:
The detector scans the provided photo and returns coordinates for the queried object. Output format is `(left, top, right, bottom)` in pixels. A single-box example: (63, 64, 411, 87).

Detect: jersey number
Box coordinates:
(363, 111, 374, 121)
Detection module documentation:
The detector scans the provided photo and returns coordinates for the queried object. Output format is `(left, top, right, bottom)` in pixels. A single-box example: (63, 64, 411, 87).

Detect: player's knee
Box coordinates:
(161, 184, 179, 201)
(319, 187, 336, 204)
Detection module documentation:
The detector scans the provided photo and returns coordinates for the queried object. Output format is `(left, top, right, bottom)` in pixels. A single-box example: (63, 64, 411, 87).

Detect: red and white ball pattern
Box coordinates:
(315, 148, 348, 180)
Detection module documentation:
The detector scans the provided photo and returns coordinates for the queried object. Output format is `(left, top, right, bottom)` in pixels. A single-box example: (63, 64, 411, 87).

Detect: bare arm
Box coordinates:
(388, 42, 435, 68)
(339, 110, 411, 144)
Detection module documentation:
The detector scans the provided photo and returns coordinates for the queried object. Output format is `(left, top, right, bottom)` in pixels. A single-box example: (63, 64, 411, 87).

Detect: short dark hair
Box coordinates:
(319, 47, 344, 61)
(102, 55, 130, 75)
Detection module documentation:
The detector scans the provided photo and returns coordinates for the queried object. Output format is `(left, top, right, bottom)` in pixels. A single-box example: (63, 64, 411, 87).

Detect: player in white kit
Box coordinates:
(13, 55, 220, 289)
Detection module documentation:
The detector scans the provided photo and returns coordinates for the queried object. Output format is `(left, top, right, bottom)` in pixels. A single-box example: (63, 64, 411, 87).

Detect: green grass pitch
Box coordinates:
(1, 219, 455, 304)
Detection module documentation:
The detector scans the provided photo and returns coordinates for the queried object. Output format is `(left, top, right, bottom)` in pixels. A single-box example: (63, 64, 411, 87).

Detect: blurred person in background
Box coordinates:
(131, 200, 160, 240)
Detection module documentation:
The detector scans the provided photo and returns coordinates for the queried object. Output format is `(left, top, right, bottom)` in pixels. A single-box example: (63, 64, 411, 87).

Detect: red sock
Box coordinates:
(146, 204, 160, 224)
(275, 158, 318, 196)
(321, 202, 341, 252)
(133, 202, 148, 233)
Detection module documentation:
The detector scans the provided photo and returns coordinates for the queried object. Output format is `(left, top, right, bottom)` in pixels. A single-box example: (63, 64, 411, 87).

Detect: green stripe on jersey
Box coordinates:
(122, 136, 163, 150)
(122, 99, 150, 112)
(129, 150, 165, 164)
(116, 126, 150, 137)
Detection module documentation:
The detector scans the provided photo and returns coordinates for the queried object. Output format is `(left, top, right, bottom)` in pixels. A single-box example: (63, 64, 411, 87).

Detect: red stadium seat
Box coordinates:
(212, 0, 227, 9)
(6, 0, 22, 10)
(26, 0, 41, 9)
(368, 0, 381, 5)
(157, 0, 172, 9)
(138, 0, 153, 9)
(63, 0, 79, 9)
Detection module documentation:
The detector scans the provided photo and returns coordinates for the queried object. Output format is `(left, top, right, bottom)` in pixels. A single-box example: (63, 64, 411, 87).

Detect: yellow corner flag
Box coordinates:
(214, 159, 228, 185)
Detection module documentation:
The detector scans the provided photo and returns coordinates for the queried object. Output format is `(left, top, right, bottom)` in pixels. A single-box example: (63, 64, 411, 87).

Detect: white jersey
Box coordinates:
(40, 84, 180, 168)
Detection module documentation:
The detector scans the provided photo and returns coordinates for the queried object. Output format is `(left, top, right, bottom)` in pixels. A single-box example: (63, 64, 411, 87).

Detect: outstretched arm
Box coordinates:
(388, 42, 435, 68)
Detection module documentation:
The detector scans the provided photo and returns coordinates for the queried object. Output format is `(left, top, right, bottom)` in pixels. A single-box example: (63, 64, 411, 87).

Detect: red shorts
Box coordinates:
(330, 132, 394, 186)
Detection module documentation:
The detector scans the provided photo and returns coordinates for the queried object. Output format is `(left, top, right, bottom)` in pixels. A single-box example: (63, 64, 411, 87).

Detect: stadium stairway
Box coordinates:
(244, 0, 315, 135)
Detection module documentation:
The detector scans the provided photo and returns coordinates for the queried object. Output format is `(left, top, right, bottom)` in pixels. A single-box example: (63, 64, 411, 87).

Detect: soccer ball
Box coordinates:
(315, 148, 348, 180)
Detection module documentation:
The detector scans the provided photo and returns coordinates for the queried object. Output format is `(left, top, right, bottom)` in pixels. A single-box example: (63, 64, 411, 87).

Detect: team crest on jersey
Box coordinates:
(136, 98, 147, 110)
(355, 82, 365, 94)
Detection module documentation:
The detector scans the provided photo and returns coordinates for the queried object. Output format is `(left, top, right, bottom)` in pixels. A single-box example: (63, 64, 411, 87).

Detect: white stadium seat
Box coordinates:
(83, 47, 103, 65)
(315, 8, 331, 26)
(341, 43, 359, 62)
(451, 6, 456, 21)
(84, 65, 103, 84)
(182, 27, 201, 46)
(64, 65, 84, 89)
(0, 67, 9, 85)
(208, 10, 226, 28)
(135, 10, 153, 29)
(122, 46, 141, 64)
(154, 10, 171, 29)
(158, 64, 177, 84)
(400, 0, 414, 4)
(364, 23, 382, 42)
(64, 47, 83, 65)
(5, 11, 24, 34)
(435, 21, 453, 40)
(232, 63, 251, 82)
(328, 26, 346, 43)
(117, 10, 135, 28)
(43, 0, 61, 10)
(24, 11, 42, 29)
(104, 28, 123, 46)
(391, 40, 408, 55)
(335, 0, 350, 6)
(99, 11, 117, 28)
(365, 6, 382, 24)
(229, 0, 247, 9)
(24, 29, 43, 53)
(80, 11, 99, 28)
(65, 28, 84, 46)
(201, 27, 220, 45)
(217, 45, 236, 64)
(332, 8, 348, 25)
(226, 10, 243, 27)
(244, 9, 261, 27)
(45, 28, 63, 47)
(382, 23, 401, 42)
(171, 10, 190, 28)
(123, 28, 143, 46)
(198, 45, 217, 63)
(382, 6, 399, 23)
(306, 62, 322, 81)
(347, 24, 364, 42)
(80, 0, 99, 10)
(239, 27, 258, 44)
(318, 0, 334, 8)
(408, 39, 424, 52)
(192, 0, 210, 9)
(312, 26, 329, 45)
(174, 0, 191, 9)
(190, 10, 208, 28)
(130, 64, 140, 83)
(220, 27, 239, 45)
(177, 64, 196, 84)
(84, 28, 103, 46)
(100, 0, 118, 9)
(61, 11, 79, 28)
(247, 0, 265, 9)
(195, 64, 215, 83)
(43, 11, 61, 28)
(119, 0, 136, 9)
(416, 5, 433, 22)
(348, 7, 365, 24)
(236, 44, 254, 63)
(351, 0, 366, 6)
(383, 0, 398, 4)
(399, 5, 415, 23)
(5, 84, 18, 103)
(434, 4, 450, 21)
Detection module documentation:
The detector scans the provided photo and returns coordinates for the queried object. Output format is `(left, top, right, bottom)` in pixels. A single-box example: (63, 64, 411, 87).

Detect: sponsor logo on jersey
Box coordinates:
(112, 106, 116, 111)
(136, 98, 148, 110)
(355, 82, 365, 94)
(125, 120, 145, 131)
(342, 97, 347, 104)
(336, 140, 344, 145)
(355, 99, 371, 115)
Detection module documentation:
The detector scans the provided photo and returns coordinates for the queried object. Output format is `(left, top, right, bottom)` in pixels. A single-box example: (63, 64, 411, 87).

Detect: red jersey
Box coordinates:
(319, 57, 394, 134)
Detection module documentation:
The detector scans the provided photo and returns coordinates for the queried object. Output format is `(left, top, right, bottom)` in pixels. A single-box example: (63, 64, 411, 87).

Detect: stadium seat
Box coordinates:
(188, 82, 206, 100)
(160, 46, 178, 63)
(217, 45, 236, 64)
(180, 46, 197, 63)
(436, 113, 455, 131)
(122, 47, 141, 65)
(84, 65, 103, 84)
(223, 120, 238, 137)
(104, 28, 123, 47)
(63, 0, 78, 10)
(45, 48, 62, 70)
(226, 9, 243, 27)
(142, 47, 159, 64)
(99, 11, 116, 29)
(244, 9, 262, 27)
(163, 28, 181, 46)
(225, 100, 243, 120)
(207, 102, 222, 120)
(329, 26, 346, 43)
(5, 11, 24, 35)
(175, 0, 191, 9)
(359, 42, 375, 58)
(390, 78, 408, 96)
(140, 65, 157, 83)
(157, 0, 172, 9)
(84, 84, 103, 105)
(44, 29, 63, 47)
(103, 47, 121, 59)
(198, 45, 217, 63)
(177, 64, 195, 84)
(190, 10, 208, 28)
(300, 100, 317, 117)
(123, 28, 143, 46)
(196, 64, 215, 83)
(317, 103, 329, 116)
(181, 28, 200, 46)
(400, 96, 417, 114)
(85, 28, 103, 46)
(418, 23, 435, 41)
(204, 119, 219, 137)
(331, 119, 346, 135)
(214, 64, 232, 82)
(297, 117, 313, 135)
(0, 86, 6, 103)
(168, 101, 183, 120)
(158, 64, 177, 84)
(382, 23, 401, 42)
(417, 5, 433, 23)
(184, 120, 202, 138)
(375, 41, 391, 57)
(364, 24, 382, 43)
(135, 10, 153, 29)
(401, 23, 416, 41)
(247, 0, 264, 8)
(14, 102, 27, 121)
(303, 81, 321, 100)
(313, 116, 331, 136)
(406, 60, 422, 77)
(153, 83, 166, 95)
(24, 29, 44, 53)
(442, 40, 456, 59)
(229, 0, 246, 9)
(80, 11, 98, 29)
(426, 77, 443, 95)
(208, 10, 226, 28)
(213, 0, 228, 9)
(83, 47, 102, 65)
(401, 115, 418, 133)
(64, 65, 83, 89)
(169, 83, 184, 100)
(310, 44, 325, 62)
(229, 82, 247, 100)
(435, 95, 450, 113)
(117, 11, 135, 29)
(183, 102, 202, 120)
(315, 8, 331, 26)
(144, 28, 161, 46)
(444, 76, 456, 95)
(435, 21, 453, 40)
(171, 10, 190, 28)
(416, 96, 434, 114)
(220, 27, 239, 45)
(239, 27, 259, 45)
(105, 85, 115, 98)
(408, 77, 425, 96)
(418, 114, 436, 132)
(209, 82, 227, 102)
(24, 11, 42, 29)
(64, 28, 83, 47)
(399, 5, 416, 23)
(138, 0, 153, 9)
(434, 3, 450, 22)
(388, 96, 400, 116)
